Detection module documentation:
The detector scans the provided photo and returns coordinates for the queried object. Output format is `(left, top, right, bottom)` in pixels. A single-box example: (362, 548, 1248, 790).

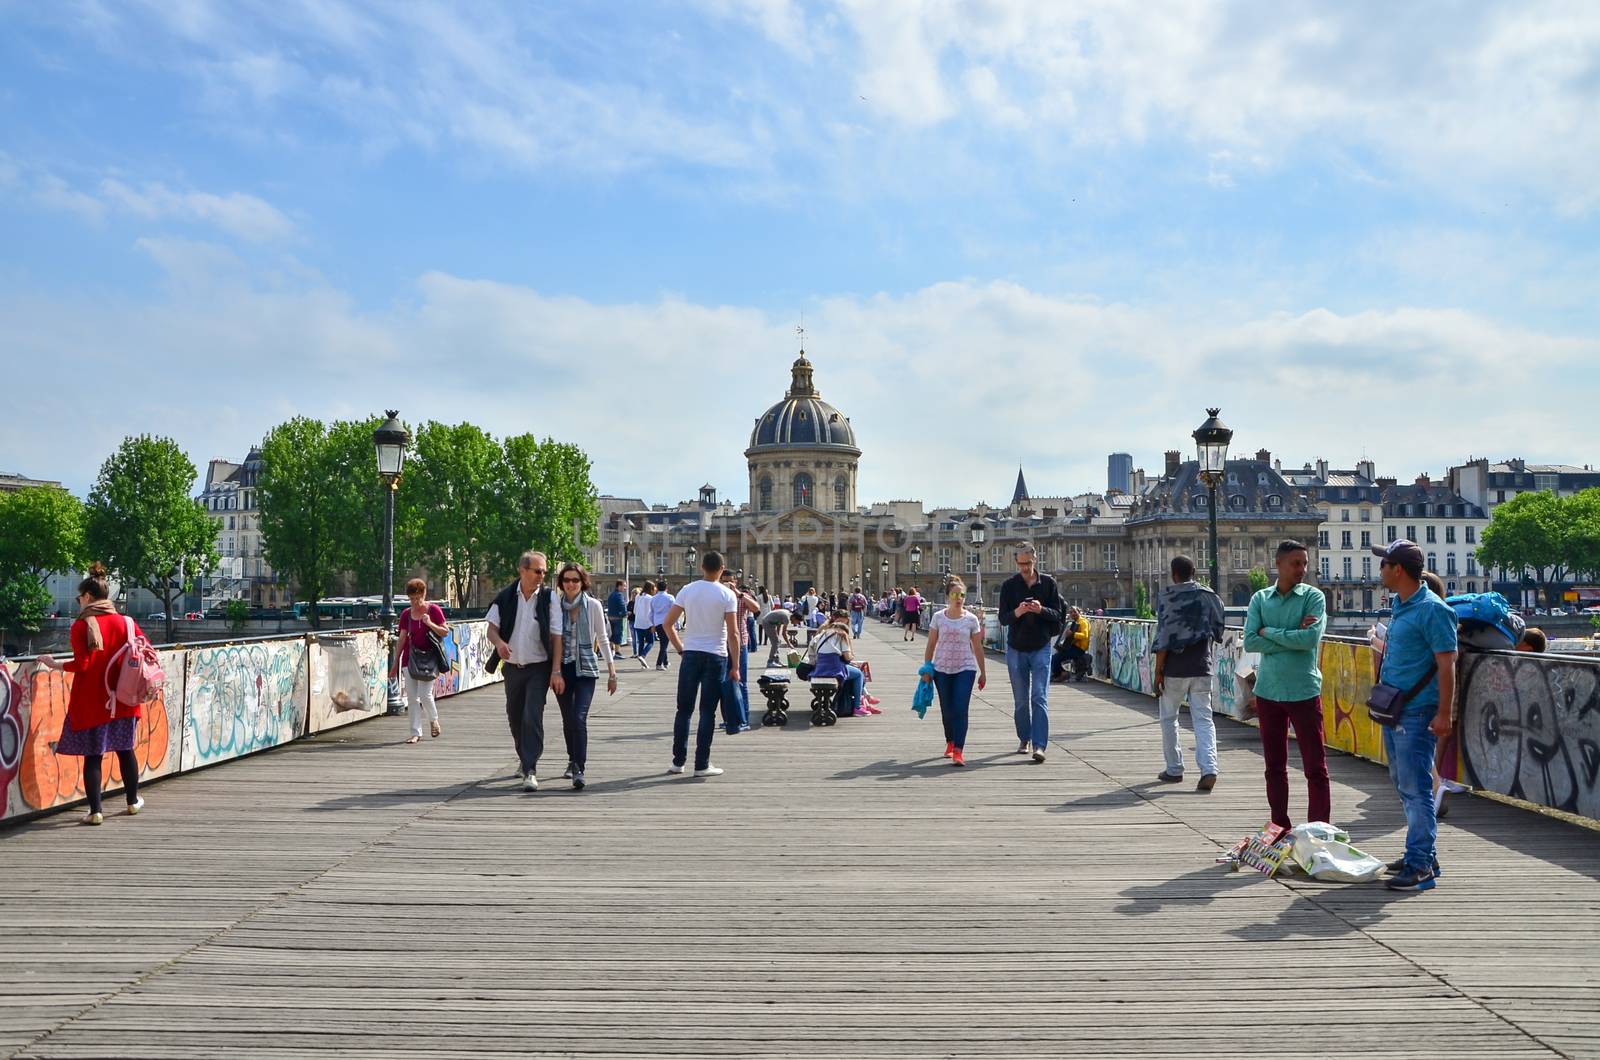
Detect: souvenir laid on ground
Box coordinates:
(1219, 823, 1296, 876)
(1286, 822, 1385, 882)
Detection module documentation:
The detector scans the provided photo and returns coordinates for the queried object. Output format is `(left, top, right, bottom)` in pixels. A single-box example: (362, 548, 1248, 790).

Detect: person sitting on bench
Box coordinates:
(808, 611, 879, 716)
(1052, 606, 1092, 683)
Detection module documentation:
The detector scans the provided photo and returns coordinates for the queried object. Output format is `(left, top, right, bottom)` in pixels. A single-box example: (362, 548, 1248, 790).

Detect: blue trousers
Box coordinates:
(838, 664, 864, 712)
(1383, 702, 1440, 872)
(721, 642, 750, 733)
(933, 668, 975, 748)
(655, 625, 671, 666)
(850, 611, 865, 637)
(673, 650, 726, 771)
(633, 625, 653, 658)
(1006, 644, 1052, 749)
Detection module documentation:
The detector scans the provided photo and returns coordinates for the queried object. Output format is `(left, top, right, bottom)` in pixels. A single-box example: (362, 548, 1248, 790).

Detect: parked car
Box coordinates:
(184, 612, 204, 621)
(147, 612, 167, 622)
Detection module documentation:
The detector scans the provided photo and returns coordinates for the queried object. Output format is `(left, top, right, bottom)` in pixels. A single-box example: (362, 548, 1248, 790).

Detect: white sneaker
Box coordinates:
(1031, 748, 1047, 763)
(1017, 742, 1031, 755)
(522, 773, 539, 791)
(693, 765, 724, 778)
(667, 763, 687, 775)
(126, 797, 145, 816)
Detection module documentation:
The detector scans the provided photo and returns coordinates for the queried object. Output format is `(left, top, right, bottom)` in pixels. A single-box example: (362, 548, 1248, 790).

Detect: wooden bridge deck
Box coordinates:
(3, 622, 1597, 1059)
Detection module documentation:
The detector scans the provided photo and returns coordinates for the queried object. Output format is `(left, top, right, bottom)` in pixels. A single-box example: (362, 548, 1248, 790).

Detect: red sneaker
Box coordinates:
(943, 741, 955, 759)
(951, 748, 966, 767)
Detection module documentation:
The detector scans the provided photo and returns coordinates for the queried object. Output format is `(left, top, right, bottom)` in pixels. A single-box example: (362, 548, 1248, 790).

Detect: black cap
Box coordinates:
(1371, 538, 1425, 568)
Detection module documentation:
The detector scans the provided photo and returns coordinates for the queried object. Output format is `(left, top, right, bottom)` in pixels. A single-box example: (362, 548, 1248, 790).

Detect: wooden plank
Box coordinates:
(2, 622, 1595, 1058)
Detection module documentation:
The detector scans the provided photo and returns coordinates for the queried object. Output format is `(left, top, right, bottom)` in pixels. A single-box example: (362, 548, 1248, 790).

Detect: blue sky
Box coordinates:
(3, 1, 1598, 504)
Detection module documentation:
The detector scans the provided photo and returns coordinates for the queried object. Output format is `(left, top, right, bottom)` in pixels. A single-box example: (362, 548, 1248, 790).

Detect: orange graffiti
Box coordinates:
(16, 666, 170, 812)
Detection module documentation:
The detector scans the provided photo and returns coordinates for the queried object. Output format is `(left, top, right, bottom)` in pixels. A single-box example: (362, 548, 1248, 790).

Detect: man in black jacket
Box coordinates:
(997, 542, 1063, 763)
(487, 550, 564, 792)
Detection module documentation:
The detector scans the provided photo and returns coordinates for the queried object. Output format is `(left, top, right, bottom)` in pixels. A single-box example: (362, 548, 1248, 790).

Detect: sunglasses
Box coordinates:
(559, 576, 581, 585)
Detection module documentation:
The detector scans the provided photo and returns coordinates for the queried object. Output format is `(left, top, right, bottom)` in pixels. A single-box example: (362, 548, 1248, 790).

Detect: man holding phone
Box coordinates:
(997, 542, 1064, 763)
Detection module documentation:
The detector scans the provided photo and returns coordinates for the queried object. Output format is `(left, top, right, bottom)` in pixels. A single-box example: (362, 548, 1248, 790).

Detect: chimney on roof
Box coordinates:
(1274, 458, 1282, 473)
(1415, 474, 1430, 487)
(1377, 476, 1397, 489)
(1255, 448, 1270, 463)
(1164, 450, 1181, 477)
(1357, 459, 1375, 482)
(1315, 458, 1328, 480)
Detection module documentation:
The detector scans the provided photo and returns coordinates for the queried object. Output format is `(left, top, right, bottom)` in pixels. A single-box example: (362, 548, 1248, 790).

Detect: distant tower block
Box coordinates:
(1108, 452, 1133, 494)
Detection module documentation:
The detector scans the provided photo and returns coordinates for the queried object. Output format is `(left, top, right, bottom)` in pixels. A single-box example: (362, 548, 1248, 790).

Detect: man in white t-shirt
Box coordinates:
(651, 581, 677, 671)
(802, 589, 819, 620)
(632, 582, 656, 668)
(663, 551, 739, 778)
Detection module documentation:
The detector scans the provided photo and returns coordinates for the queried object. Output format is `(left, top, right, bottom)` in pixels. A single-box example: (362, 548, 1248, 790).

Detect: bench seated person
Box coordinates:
(808, 612, 865, 717)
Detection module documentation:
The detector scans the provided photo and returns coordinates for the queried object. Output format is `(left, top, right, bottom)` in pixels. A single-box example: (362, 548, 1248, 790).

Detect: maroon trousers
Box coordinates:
(1255, 695, 1331, 829)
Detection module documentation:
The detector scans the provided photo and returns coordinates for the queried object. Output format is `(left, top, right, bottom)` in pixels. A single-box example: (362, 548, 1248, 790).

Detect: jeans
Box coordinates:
(1159, 675, 1218, 777)
(503, 660, 553, 776)
(554, 662, 596, 772)
(836, 664, 864, 713)
(850, 611, 865, 637)
(1256, 695, 1331, 829)
(655, 625, 671, 667)
(633, 625, 653, 658)
(721, 642, 750, 733)
(933, 668, 976, 748)
(674, 650, 726, 771)
(1383, 702, 1440, 872)
(1006, 644, 1052, 749)
(405, 673, 439, 739)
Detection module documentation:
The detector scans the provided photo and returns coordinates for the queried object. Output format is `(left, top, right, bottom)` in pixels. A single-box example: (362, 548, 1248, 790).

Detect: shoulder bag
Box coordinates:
(1366, 661, 1437, 727)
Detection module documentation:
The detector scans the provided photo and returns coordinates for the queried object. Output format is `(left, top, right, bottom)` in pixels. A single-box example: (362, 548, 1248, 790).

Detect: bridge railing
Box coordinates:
(0, 620, 503, 826)
(1084, 617, 1600, 823)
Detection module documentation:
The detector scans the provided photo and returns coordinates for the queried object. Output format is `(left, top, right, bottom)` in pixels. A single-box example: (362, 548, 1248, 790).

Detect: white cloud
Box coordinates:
(5, 251, 1594, 506)
(13, 159, 295, 242)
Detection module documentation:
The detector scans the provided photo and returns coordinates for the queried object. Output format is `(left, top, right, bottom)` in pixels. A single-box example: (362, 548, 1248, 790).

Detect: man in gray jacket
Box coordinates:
(1152, 554, 1226, 791)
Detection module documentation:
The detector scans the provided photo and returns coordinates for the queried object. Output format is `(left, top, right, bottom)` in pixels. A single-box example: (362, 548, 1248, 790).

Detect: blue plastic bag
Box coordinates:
(912, 662, 935, 718)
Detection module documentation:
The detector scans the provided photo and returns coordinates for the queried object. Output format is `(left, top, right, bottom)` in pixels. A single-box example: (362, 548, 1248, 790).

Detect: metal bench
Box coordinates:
(808, 675, 839, 727)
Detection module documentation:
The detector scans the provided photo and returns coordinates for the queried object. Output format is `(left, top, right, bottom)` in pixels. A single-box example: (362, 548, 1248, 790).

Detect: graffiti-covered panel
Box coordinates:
(181, 640, 308, 770)
(1105, 619, 1155, 695)
(1460, 652, 1600, 820)
(2, 650, 185, 822)
(308, 631, 388, 734)
(1318, 639, 1387, 765)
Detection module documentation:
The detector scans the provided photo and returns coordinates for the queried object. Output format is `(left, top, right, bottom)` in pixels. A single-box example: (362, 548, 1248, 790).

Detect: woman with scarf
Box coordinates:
(34, 563, 147, 825)
(553, 562, 617, 790)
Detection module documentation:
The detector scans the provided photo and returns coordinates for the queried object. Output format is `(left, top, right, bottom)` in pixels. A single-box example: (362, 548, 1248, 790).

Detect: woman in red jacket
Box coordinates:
(35, 563, 146, 825)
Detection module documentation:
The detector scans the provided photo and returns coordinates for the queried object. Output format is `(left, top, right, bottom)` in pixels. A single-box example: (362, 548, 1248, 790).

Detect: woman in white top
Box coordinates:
(554, 562, 617, 790)
(921, 576, 987, 766)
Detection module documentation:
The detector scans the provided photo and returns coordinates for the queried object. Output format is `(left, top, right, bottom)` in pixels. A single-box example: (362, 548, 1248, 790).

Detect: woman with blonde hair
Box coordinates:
(35, 563, 149, 824)
(809, 610, 876, 716)
(921, 575, 987, 766)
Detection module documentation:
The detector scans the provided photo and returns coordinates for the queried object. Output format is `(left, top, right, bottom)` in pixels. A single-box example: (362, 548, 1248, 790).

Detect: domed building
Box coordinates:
(746, 352, 860, 515)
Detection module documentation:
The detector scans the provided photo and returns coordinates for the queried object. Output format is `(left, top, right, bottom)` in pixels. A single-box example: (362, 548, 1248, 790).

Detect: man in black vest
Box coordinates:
(487, 550, 565, 792)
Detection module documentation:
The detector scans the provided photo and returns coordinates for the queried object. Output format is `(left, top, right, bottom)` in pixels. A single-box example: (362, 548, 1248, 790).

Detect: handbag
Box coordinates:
(1366, 661, 1437, 727)
(406, 636, 442, 681)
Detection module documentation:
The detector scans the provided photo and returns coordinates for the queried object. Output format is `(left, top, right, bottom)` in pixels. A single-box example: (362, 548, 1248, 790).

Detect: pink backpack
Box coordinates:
(105, 614, 165, 712)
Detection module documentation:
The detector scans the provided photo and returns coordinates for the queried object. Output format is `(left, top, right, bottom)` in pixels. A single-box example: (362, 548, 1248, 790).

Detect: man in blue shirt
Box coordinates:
(605, 580, 628, 657)
(1372, 539, 1458, 892)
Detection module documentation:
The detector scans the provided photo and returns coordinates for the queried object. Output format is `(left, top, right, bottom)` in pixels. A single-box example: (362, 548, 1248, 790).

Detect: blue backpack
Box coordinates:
(1445, 591, 1522, 650)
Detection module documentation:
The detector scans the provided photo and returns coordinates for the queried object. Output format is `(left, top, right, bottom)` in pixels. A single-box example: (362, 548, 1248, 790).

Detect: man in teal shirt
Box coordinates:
(1243, 540, 1329, 829)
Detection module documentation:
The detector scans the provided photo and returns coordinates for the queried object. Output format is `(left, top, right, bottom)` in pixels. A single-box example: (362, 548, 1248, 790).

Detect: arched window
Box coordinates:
(834, 476, 847, 511)
(759, 476, 773, 511)
(793, 473, 814, 508)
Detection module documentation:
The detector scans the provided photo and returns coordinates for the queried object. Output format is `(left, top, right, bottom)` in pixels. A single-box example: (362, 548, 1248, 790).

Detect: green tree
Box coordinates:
(409, 422, 504, 607)
(1564, 488, 1600, 582)
(1247, 567, 1271, 594)
(0, 573, 52, 651)
(1134, 581, 1154, 619)
(324, 415, 421, 595)
(85, 435, 218, 644)
(493, 435, 600, 574)
(1478, 491, 1569, 605)
(0, 486, 88, 649)
(0, 486, 87, 579)
(257, 417, 342, 629)
(224, 598, 250, 633)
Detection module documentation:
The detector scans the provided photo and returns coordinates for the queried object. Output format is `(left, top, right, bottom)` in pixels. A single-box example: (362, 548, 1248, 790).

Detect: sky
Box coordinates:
(3, 1, 1598, 507)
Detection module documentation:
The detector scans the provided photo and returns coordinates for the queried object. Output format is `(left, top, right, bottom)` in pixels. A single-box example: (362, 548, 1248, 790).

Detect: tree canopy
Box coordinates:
(85, 435, 217, 643)
(1478, 488, 1600, 599)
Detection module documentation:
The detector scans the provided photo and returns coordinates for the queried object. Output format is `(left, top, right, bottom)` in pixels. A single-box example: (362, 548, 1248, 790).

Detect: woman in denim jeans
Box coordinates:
(921, 577, 987, 767)
(554, 562, 617, 790)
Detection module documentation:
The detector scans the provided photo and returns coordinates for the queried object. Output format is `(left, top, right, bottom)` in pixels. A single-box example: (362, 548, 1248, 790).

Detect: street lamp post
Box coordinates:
(881, 557, 889, 590)
(969, 520, 987, 608)
(910, 545, 922, 578)
(687, 545, 698, 575)
(1192, 407, 1234, 598)
(373, 410, 411, 716)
